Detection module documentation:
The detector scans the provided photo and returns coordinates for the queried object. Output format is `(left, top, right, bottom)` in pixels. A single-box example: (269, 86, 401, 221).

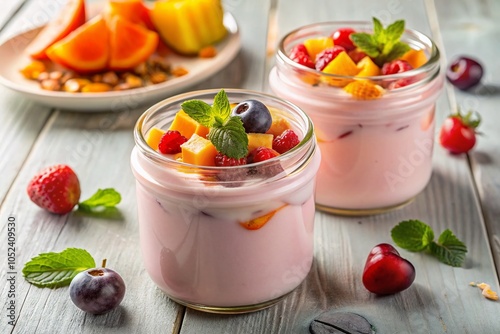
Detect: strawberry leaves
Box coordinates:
(351, 17, 410, 67)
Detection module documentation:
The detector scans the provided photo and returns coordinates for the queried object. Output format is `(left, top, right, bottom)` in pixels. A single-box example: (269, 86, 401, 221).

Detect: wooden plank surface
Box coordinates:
(1, 0, 499, 333)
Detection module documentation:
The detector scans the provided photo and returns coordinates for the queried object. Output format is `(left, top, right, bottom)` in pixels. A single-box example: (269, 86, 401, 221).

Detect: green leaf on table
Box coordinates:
(22, 248, 95, 288)
(428, 229, 468, 267)
(391, 219, 434, 252)
(78, 188, 121, 213)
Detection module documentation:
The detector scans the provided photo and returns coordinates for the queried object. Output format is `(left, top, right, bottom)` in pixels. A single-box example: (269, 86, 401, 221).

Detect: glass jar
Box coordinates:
(269, 21, 444, 215)
(131, 89, 320, 313)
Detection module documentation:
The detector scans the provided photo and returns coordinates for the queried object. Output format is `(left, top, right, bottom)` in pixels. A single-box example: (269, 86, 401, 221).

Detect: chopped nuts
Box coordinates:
(198, 45, 217, 58)
(20, 55, 191, 93)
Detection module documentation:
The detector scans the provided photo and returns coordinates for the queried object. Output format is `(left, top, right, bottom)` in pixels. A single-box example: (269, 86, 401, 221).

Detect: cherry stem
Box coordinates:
(102, 259, 107, 268)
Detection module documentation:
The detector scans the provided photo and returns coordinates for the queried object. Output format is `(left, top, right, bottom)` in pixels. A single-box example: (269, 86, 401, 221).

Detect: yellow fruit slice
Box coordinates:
(169, 110, 210, 139)
(247, 133, 273, 152)
(356, 56, 381, 77)
(181, 133, 218, 166)
(266, 107, 291, 137)
(343, 80, 384, 100)
(239, 204, 287, 230)
(303, 37, 333, 61)
(146, 127, 166, 150)
(151, 0, 227, 55)
(322, 51, 360, 87)
(400, 49, 427, 69)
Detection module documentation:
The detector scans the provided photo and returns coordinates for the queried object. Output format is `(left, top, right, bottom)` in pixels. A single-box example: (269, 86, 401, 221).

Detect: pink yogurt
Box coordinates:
(131, 89, 320, 313)
(269, 21, 444, 215)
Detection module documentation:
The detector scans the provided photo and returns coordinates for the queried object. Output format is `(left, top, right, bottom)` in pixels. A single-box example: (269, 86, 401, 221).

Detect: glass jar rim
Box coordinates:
(276, 20, 440, 82)
(133, 88, 315, 174)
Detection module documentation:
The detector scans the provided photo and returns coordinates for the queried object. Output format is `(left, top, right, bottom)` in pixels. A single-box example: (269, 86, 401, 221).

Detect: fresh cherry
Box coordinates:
(332, 28, 356, 51)
(362, 243, 415, 295)
(446, 56, 483, 90)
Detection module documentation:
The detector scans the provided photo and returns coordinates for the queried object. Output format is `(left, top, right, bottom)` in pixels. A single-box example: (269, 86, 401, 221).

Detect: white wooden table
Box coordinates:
(1, 0, 499, 333)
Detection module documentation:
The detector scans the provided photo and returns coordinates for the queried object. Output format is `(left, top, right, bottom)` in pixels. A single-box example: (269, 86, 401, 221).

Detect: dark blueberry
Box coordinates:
(231, 99, 272, 133)
(69, 265, 126, 315)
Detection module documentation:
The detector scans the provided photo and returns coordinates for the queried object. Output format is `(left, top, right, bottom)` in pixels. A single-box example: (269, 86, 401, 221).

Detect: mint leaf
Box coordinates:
(78, 188, 121, 213)
(391, 219, 434, 252)
(428, 229, 468, 267)
(208, 117, 248, 159)
(352, 17, 410, 66)
(182, 100, 214, 127)
(23, 248, 95, 288)
(212, 89, 231, 126)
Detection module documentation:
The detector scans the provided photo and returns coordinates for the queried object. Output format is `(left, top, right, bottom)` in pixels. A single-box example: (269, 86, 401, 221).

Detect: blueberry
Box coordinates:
(231, 99, 272, 133)
(69, 265, 126, 315)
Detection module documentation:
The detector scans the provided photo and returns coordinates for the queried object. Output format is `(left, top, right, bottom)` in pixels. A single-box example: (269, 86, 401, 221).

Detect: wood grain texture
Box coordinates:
(434, 0, 500, 278)
(0, 0, 25, 33)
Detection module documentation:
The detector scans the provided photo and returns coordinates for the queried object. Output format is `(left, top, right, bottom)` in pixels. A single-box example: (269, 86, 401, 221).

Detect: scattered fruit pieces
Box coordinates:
(343, 80, 384, 100)
(362, 243, 416, 295)
(400, 49, 427, 69)
(69, 259, 126, 314)
(439, 109, 481, 154)
(266, 108, 291, 137)
(303, 37, 334, 62)
(355, 56, 380, 77)
(158, 130, 188, 154)
(273, 129, 300, 153)
(446, 56, 483, 90)
(315, 46, 346, 71)
(470, 282, 499, 301)
(169, 110, 210, 139)
(239, 204, 287, 230)
(146, 127, 167, 149)
(198, 45, 218, 58)
(25, 0, 86, 60)
(27, 164, 81, 214)
(151, 0, 227, 55)
(231, 99, 272, 134)
(247, 133, 273, 152)
(20, 60, 47, 80)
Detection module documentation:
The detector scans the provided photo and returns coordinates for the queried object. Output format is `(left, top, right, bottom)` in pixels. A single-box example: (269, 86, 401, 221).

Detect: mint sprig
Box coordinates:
(78, 188, 121, 213)
(181, 90, 248, 159)
(351, 17, 410, 67)
(391, 220, 467, 267)
(23, 248, 96, 288)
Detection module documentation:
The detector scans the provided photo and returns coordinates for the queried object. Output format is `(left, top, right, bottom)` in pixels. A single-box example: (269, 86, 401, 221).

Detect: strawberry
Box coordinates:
(27, 164, 81, 214)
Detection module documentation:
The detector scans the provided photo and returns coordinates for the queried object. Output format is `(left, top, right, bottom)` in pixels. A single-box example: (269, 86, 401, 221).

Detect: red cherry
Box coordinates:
(332, 28, 356, 51)
(439, 111, 480, 154)
(362, 243, 415, 295)
(446, 56, 483, 90)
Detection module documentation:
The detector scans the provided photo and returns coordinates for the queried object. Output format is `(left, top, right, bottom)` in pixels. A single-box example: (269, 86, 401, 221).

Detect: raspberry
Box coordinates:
(214, 153, 247, 167)
(158, 130, 187, 154)
(247, 147, 279, 164)
(381, 60, 413, 75)
(273, 129, 300, 154)
(315, 46, 346, 71)
(289, 44, 315, 69)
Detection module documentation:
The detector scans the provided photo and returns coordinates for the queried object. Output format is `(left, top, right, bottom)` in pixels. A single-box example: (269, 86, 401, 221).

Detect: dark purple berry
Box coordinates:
(231, 100, 272, 134)
(446, 56, 483, 90)
(69, 264, 125, 315)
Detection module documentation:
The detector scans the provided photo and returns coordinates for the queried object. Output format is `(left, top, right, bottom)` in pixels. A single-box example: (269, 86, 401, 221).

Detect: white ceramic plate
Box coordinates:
(0, 13, 240, 111)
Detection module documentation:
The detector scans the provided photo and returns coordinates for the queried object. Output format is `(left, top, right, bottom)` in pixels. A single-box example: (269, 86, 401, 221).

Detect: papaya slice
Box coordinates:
(46, 16, 110, 73)
(108, 17, 159, 71)
(102, 0, 156, 31)
(26, 0, 86, 60)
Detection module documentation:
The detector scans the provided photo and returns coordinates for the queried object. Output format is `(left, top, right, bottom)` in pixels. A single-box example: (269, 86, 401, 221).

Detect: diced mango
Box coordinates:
(343, 80, 384, 100)
(181, 133, 218, 166)
(169, 110, 210, 139)
(322, 51, 360, 87)
(303, 37, 333, 61)
(356, 56, 381, 77)
(239, 204, 287, 230)
(146, 127, 166, 150)
(400, 49, 427, 69)
(266, 107, 291, 137)
(248, 133, 273, 152)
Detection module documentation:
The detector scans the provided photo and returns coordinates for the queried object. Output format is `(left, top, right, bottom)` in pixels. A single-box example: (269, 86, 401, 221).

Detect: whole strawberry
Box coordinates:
(27, 164, 81, 214)
(439, 109, 481, 154)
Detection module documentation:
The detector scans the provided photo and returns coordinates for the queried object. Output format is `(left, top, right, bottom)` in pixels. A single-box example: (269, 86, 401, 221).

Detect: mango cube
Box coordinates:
(400, 49, 427, 69)
(248, 133, 273, 152)
(181, 133, 218, 166)
(169, 110, 209, 139)
(322, 51, 360, 87)
(146, 127, 166, 150)
(356, 56, 381, 77)
(266, 107, 291, 137)
(303, 37, 334, 61)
